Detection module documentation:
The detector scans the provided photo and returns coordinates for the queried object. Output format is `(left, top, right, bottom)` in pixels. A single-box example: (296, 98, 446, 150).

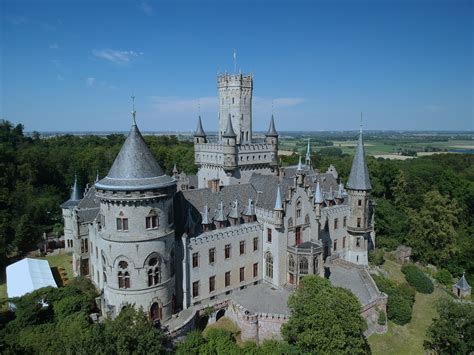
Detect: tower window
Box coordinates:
(356, 238, 361, 247)
(246, 131, 249, 141)
(343, 236, 346, 248)
(343, 216, 347, 227)
(334, 218, 338, 230)
(253, 237, 259, 251)
(358, 199, 362, 206)
(299, 257, 308, 274)
(116, 212, 128, 231)
(267, 228, 272, 243)
(232, 97, 234, 104)
(147, 256, 161, 286)
(357, 218, 361, 228)
(146, 211, 159, 229)
(333, 240, 337, 251)
(118, 261, 130, 289)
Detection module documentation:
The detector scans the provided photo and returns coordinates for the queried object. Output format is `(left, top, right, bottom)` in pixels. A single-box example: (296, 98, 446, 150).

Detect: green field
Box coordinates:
(368, 259, 446, 354)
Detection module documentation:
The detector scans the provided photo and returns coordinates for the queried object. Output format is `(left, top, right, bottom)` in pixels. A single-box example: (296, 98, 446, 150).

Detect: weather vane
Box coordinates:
(131, 95, 136, 125)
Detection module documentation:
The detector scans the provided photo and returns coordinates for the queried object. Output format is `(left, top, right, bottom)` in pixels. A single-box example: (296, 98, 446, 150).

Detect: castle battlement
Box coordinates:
(217, 73, 253, 88)
(189, 222, 262, 247)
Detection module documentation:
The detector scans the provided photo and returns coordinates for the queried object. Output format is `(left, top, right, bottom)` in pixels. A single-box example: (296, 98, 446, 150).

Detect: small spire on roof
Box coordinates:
(274, 185, 283, 210)
(194, 116, 206, 137)
(229, 199, 240, 219)
(95, 170, 100, 183)
(266, 114, 278, 137)
(201, 204, 210, 225)
(305, 138, 311, 164)
(131, 95, 137, 125)
(70, 175, 81, 201)
(215, 201, 227, 222)
(297, 155, 302, 172)
(336, 182, 344, 199)
(223, 114, 236, 138)
(314, 181, 323, 204)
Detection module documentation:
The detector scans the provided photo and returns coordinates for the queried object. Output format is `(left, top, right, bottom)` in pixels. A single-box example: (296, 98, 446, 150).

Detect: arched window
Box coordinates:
(313, 257, 319, 274)
(147, 256, 162, 287)
(299, 257, 308, 274)
(265, 252, 273, 279)
(146, 210, 159, 230)
(118, 261, 130, 289)
(296, 200, 302, 218)
(116, 211, 129, 231)
(150, 302, 162, 321)
(289, 255, 295, 272)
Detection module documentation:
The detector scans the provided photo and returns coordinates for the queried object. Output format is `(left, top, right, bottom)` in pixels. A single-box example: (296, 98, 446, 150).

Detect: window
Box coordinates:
(295, 227, 301, 246)
(356, 238, 361, 247)
(267, 228, 272, 243)
(116, 212, 129, 231)
(225, 271, 231, 287)
(146, 211, 159, 229)
(253, 237, 259, 251)
(192, 252, 199, 268)
(333, 240, 337, 251)
(240, 267, 245, 282)
(343, 236, 346, 249)
(265, 252, 273, 279)
(95, 246, 98, 259)
(240, 241, 245, 255)
(313, 257, 319, 274)
(147, 256, 161, 286)
(357, 218, 361, 228)
(343, 216, 347, 227)
(358, 199, 362, 206)
(232, 97, 234, 104)
(103, 271, 107, 284)
(299, 257, 308, 274)
(296, 200, 302, 218)
(334, 218, 338, 230)
(253, 263, 258, 277)
(118, 261, 130, 289)
(225, 244, 231, 259)
(209, 276, 216, 293)
(289, 255, 295, 272)
(209, 248, 215, 264)
(192, 281, 199, 298)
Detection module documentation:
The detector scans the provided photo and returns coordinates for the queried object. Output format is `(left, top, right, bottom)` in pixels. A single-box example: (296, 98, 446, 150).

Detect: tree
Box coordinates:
(281, 276, 369, 354)
(407, 190, 460, 265)
(424, 299, 474, 354)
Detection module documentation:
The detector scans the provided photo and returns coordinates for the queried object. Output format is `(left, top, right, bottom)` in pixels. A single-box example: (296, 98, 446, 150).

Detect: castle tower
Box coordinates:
(265, 115, 279, 167)
(194, 116, 207, 144)
(60, 175, 82, 263)
(92, 113, 177, 321)
(218, 73, 253, 144)
(222, 114, 237, 172)
(345, 128, 372, 265)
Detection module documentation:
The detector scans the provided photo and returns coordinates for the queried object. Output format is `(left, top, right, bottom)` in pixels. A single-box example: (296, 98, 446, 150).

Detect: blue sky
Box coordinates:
(1, 0, 473, 132)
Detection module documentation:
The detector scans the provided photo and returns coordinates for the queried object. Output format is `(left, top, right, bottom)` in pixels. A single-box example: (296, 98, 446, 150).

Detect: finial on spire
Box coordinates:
(360, 112, 363, 134)
(131, 95, 137, 125)
(198, 99, 201, 116)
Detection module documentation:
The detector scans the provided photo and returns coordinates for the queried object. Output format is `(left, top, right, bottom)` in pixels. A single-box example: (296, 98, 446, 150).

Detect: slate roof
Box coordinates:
(194, 116, 206, 137)
(76, 186, 100, 223)
(249, 174, 294, 210)
(454, 273, 471, 291)
(266, 115, 278, 137)
(222, 114, 236, 137)
(60, 177, 82, 209)
(347, 132, 372, 190)
(95, 124, 175, 191)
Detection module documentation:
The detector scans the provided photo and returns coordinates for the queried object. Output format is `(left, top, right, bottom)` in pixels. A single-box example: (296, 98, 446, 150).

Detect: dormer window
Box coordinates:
(146, 210, 159, 229)
(116, 212, 128, 231)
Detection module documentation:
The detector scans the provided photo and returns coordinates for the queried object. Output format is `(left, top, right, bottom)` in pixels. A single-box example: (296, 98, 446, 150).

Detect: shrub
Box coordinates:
(377, 310, 386, 325)
(402, 265, 434, 294)
(434, 269, 452, 287)
(369, 249, 385, 266)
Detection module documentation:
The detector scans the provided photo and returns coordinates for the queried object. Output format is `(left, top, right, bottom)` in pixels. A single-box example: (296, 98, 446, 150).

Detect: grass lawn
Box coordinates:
(36, 252, 73, 287)
(369, 259, 447, 355)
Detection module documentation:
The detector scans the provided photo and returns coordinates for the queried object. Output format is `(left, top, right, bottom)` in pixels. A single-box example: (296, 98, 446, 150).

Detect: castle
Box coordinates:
(61, 72, 387, 341)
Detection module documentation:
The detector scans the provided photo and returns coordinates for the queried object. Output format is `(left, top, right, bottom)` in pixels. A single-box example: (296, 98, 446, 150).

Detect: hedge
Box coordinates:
(402, 265, 434, 294)
(434, 269, 452, 287)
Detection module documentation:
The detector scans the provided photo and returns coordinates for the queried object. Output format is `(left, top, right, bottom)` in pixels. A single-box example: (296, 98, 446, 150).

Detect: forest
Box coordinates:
(0, 119, 473, 285)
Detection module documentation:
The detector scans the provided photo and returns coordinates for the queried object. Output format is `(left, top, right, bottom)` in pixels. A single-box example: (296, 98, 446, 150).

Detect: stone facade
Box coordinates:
(61, 72, 386, 340)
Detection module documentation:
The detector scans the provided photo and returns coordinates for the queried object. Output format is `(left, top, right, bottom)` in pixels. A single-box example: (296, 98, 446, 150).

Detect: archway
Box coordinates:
(216, 309, 226, 322)
(150, 302, 162, 321)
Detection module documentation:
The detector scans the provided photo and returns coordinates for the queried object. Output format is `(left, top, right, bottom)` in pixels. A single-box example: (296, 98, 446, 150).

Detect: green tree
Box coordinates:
(281, 276, 369, 354)
(424, 299, 474, 354)
(407, 190, 460, 265)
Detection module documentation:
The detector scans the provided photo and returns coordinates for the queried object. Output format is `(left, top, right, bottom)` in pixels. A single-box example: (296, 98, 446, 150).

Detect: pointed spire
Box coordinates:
(266, 114, 278, 137)
(229, 199, 240, 219)
(222, 114, 236, 137)
(336, 182, 344, 199)
(243, 198, 256, 216)
(201, 204, 210, 225)
(173, 163, 178, 174)
(95, 170, 100, 183)
(314, 181, 323, 204)
(297, 155, 302, 172)
(131, 95, 137, 125)
(215, 201, 227, 222)
(347, 128, 372, 190)
(305, 138, 311, 164)
(194, 115, 206, 137)
(455, 272, 471, 291)
(70, 175, 81, 201)
(274, 185, 283, 210)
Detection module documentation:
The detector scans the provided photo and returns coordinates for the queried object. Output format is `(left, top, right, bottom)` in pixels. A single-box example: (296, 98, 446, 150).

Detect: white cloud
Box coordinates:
(86, 77, 96, 87)
(139, 2, 153, 15)
(92, 49, 143, 65)
(49, 43, 59, 49)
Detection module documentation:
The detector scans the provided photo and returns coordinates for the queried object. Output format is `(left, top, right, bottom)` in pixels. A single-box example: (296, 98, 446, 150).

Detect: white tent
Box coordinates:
(6, 258, 57, 299)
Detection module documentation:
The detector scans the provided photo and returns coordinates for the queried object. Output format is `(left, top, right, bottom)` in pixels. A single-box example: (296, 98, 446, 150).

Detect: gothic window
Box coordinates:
(253, 237, 259, 251)
(295, 227, 301, 246)
(333, 240, 337, 251)
(267, 228, 272, 243)
(313, 257, 319, 274)
(299, 257, 308, 274)
(146, 210, 159, 229)
(296, 200, 302, 218)
(116, 212, 129, 231)
(118, 261, 130, 289)
(150, 302, 162, 321)
(288, 218, 293, 229)
(357, 218, 361, 228)
(289, 255, 295, 272)
(305, 214, 310, 224)
(265, 252, 273, 279)
(147, 256, 162, 286)
(192, 252, 199, 268)
(232, 97, 234, 104)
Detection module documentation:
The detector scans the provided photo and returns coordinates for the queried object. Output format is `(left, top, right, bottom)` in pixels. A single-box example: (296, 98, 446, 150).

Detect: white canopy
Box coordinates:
(6, 258, 57, 299)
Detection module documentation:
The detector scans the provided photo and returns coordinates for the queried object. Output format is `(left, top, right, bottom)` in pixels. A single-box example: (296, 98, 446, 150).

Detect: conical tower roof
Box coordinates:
(266, 115, 278, 137)
(194, 116, 206, 137)
(214, 201, 227, 222)
(454, 273, 471, 291)
(274, 185, 283, 210)
(229, 199, 240, 219)
(222, 114, 236, 138)
(314, 181, 323, 204)
(201, 204, 211, 225)
(61, 175, 82, 208)
(347, 131, 372, 190)
(96, 124, 174, 191)
(243, 198, 256, 216)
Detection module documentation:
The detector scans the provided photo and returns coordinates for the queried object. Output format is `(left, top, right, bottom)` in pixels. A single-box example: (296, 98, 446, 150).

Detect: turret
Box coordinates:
(194, 116, 207, 144)
(228, 199, 241, 226)
(214, 201, 227, 229)
(296, 156, 304, 186)
(335, 182, 344, 205)
(314, 181, 323, 218)
(265, 115, 278, 145)
(201, 204, 212, 232)
(243, 198, 256, 223)
(172, 163, 179, 178)
(274, 185, 284, 228)
(222, 114, 237, 172)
